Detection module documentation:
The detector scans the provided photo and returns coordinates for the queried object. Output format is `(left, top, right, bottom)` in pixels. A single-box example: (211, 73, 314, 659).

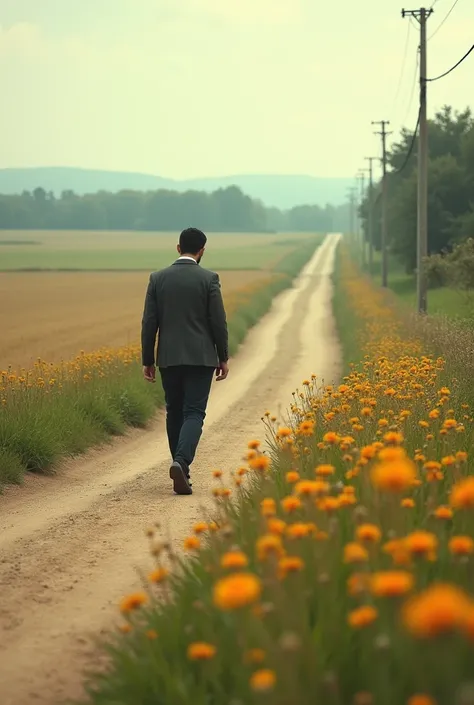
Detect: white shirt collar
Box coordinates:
(178, 255, 197, 263)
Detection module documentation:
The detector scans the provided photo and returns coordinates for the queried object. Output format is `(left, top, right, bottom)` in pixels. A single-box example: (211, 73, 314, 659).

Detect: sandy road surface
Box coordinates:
(0, 234, 341, 705)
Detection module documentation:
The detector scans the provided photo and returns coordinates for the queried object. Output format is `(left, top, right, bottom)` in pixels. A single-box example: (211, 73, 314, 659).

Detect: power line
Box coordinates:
(372, 120, 392, 287)
(426, 43, 474, 81)
(428, 0, 461, 40)
(402, 6, 431, 315)
(401, 46, 420, 126)
(393, 107, 421, 174)
(391, 21, 412, 113)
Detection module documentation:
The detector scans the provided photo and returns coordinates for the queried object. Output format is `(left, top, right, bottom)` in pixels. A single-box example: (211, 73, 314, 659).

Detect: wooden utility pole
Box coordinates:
(364, 157, 377, 276)
(354, 179, 361, 260)
(402, 7, 432, 314)
(347, 187, 357, 245)
(372, 120, 392, 287)
(357, 172, 367, 268)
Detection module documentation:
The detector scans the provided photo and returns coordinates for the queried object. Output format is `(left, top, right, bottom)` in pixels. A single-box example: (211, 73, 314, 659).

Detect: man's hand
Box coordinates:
(216, 361, 229, 381)
(143, 365, 156, 383)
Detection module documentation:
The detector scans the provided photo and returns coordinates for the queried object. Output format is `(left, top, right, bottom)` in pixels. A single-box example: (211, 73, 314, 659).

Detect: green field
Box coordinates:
(0, 231, 315, 271)
(366, 250, 474, 320)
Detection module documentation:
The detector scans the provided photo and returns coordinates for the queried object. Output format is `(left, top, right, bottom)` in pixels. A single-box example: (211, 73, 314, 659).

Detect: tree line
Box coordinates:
(360, 105, 474, 272)
(0, 184, 349, 233)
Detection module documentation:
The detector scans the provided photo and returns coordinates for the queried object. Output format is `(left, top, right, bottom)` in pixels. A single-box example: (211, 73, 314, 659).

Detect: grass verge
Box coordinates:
(365, 249, 474, 321)
(80, 240, 474, 705)
(0, 236, 323, 489)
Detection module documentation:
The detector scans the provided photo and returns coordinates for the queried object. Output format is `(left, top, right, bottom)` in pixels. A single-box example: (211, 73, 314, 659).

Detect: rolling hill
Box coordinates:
(0, 168, 352, 209)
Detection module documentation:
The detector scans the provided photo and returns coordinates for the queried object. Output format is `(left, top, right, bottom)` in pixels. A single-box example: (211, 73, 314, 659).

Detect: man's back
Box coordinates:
(141, 259, 228, 369)
(141, 228, 229, 496)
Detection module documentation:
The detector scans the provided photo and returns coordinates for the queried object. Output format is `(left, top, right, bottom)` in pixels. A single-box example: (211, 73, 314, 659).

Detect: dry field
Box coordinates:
(0, 230, 310, 271)
(0, 270, 272, 370)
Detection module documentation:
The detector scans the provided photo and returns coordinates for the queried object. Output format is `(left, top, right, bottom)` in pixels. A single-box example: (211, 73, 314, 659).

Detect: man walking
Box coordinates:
(141, 228, 229, 495)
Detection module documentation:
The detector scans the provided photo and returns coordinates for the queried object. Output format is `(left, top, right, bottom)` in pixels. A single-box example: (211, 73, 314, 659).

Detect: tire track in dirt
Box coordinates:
(0, 234, 341, 705)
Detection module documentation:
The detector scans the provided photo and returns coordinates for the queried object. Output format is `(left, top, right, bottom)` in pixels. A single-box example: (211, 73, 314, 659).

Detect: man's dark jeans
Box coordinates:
(159, 365, 215, 473)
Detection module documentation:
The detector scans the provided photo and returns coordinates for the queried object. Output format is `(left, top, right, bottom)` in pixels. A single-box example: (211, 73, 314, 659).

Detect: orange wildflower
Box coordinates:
(371, 457, 416, 492)
(315, 464, 335, 477)
(267, 518, 287, 535)
(407, 696, 437, 705)
(281, 496, 302, 513)
(119, 592, 149, 613)
(361, 445, 377, 459)
(433, 505, 453, 520)
(213, 573, 262, 610)
(294, 480, 322, 497)
(318, 496, 340, 512)
(344, 542, 369, 564)
(298, 420, 315, 436)
(402, 583, 472, 638)
(260, 498, 276, 517)
(187, 642, 216, 660)
(148, 568, 169, 584)
(423, 460, 441, 472)
(449, 536, 474, 556)
(370, 571, 414, 597)
(378, 447, 406, 462)
(383, 431, 404, 445)
(348, 605, 378, 629)
(278, 555, 304, 578)
(286, 522, 314, 539)
(356, 524, 382, 543)
(404, 531, 438, 559)
(277, 427, 292, 439)
(249, 455, 271, 472)
(256, 534, 284, 561)
(450, 477, 474, 508)
(285, 471, 300, 483)
(221, 551, 249, 569)
(250, 669, 276, 692)
(184, 536, 201, 551)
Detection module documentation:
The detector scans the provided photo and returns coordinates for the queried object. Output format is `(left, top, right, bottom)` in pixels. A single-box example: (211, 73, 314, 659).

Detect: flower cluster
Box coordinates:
(1, 345, 140, 403)
(106, 252, 474, 705)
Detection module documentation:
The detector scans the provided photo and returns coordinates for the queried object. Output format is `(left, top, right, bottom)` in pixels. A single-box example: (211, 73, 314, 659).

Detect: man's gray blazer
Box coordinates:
(141, 259, 229, 369)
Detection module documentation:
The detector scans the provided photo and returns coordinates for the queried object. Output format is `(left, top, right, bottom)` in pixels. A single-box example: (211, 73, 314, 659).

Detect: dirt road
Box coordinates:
(0, 233, 341, 705)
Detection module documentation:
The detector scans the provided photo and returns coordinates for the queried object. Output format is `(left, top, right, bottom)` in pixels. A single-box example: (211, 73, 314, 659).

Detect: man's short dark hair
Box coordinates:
(179, 228, 207, 254)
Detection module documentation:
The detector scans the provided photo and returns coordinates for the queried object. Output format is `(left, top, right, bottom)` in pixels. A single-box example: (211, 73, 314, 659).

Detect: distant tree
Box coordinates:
(360, 104, 474, 271)
(0, 184, 348, 233)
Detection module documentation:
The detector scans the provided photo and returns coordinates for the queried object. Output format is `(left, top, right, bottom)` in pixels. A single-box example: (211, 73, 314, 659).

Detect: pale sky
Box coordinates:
(1, 0, 473, 181)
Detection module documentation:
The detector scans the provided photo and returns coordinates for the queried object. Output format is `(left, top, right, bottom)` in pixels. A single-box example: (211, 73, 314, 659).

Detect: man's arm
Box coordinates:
(141, 274, 159, 368)
(208, 273, 229, 364)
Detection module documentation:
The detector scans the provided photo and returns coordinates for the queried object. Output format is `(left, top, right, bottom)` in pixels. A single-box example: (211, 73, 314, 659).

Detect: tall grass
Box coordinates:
(80, 240, 474, 705)
(0, 237, 323, 489)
